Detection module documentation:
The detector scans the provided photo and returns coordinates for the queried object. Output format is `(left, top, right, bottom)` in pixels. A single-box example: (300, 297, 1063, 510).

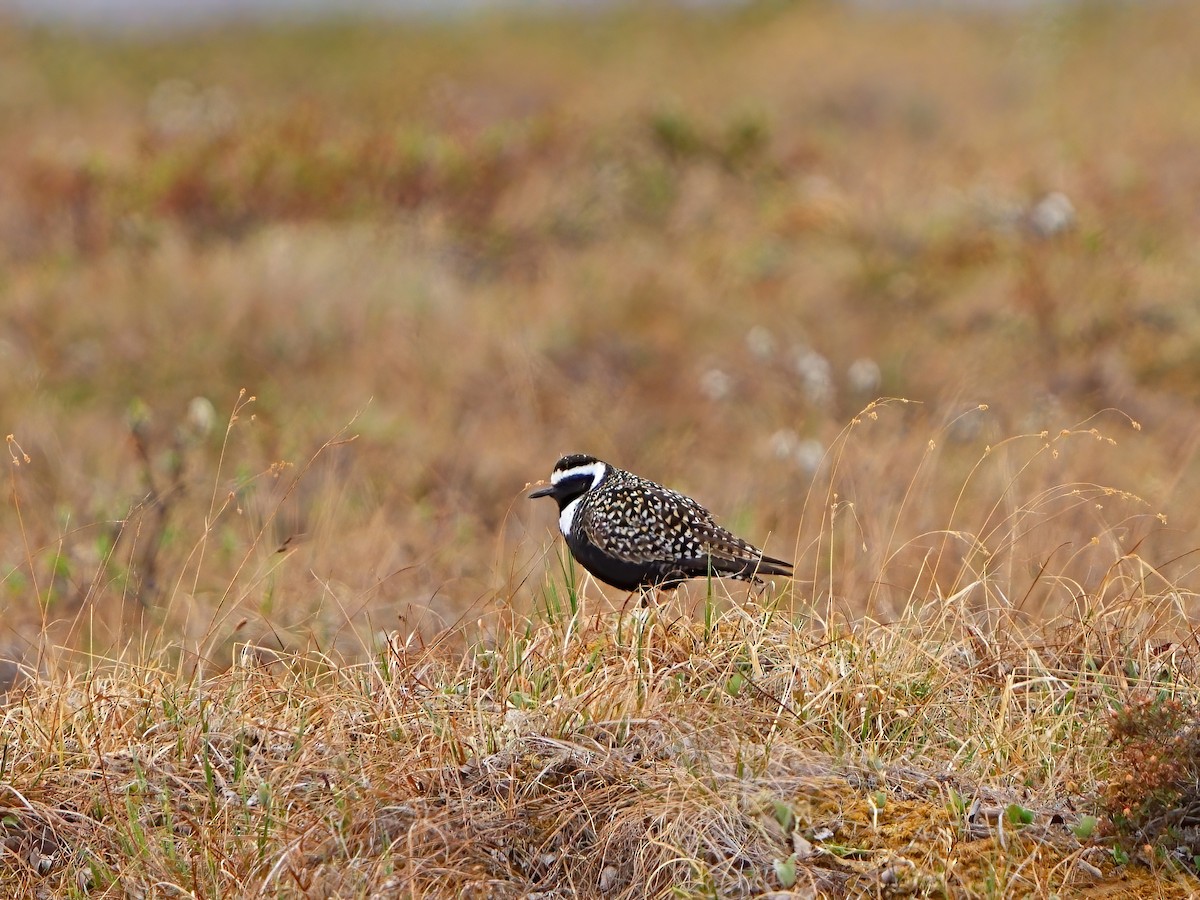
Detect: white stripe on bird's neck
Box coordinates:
(558, 495, 583, 536)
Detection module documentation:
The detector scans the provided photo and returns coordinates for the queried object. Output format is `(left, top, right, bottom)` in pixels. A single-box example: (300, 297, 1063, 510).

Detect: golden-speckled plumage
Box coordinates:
(529, 453, 792, 591)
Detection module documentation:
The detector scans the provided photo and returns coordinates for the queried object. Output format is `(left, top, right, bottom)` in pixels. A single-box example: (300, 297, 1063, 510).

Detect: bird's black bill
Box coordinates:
(528, 484, 557, 499)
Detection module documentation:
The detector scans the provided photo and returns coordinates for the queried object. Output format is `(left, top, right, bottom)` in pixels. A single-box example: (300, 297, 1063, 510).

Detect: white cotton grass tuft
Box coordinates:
(770, 429, 800, 460)
(699, 368, 733, 401)
(847, 357, 882, 396)
(745, 326, 775, 361)
(769, 429, 825, 476)
(794, 438, 825, 476)
(1027, 191, 1076, 239)
(187, 396, 218, 437)
(793, 346, 834, 407)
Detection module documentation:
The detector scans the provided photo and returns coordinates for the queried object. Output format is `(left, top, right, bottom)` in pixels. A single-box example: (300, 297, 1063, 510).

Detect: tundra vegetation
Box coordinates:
(2, 3, 1200, 896)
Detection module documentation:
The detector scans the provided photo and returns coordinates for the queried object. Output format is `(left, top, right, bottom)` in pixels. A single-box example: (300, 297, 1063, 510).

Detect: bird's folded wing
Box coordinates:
(579, 489, 702, 564)
(691, 523, 792, 575)
(580, 492, 790, 574)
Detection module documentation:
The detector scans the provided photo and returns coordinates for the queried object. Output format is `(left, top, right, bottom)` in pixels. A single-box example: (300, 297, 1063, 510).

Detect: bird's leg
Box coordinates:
(620, 587, 660, 624)
(748, 576, 779, 612)
(619, 589, 639, 616)
(641, 586, 666, 611)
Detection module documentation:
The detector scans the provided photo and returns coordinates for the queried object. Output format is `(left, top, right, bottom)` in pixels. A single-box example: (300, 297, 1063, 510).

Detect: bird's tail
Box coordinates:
(751, 553, 793, 578)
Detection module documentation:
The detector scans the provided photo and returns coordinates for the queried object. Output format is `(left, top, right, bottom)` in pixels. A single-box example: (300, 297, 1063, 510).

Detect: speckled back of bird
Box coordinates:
(529, 453, 793, 591)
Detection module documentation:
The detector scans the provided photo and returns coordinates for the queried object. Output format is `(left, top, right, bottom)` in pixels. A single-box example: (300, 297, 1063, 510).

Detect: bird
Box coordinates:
(528, 453, 793, 591)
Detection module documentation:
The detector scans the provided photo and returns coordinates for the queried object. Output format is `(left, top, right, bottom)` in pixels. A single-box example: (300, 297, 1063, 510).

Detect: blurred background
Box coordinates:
(1, 0, 1199, 674)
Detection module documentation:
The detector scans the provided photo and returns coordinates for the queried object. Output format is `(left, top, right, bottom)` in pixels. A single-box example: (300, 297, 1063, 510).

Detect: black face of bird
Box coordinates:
(527, 455, 608, 509)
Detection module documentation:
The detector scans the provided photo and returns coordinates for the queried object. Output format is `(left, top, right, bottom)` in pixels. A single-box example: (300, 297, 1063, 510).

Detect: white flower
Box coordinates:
(769, 429, 800, 460)
(699, 368, 733, 401)
(745, 326, 775, 360)
(1028, 192, 1075, 238)
(847, 358, 882, 395)
(793, 346, 834, 406)
(794, 439, 825, 476)
(187, 396, 217, 436)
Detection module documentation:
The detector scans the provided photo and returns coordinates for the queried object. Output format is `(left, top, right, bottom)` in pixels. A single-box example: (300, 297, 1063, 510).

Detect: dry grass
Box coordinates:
(3, 1, 1200, 895)
(4, 582, 1200, 897)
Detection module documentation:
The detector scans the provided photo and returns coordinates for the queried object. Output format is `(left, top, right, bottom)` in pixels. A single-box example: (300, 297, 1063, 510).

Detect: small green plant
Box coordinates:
(772, 800, 795, 833)
(946, 788, 967, 816)
(648, 104, 704, 161)
(1072, 814, 1098, 840)
(725, 671, 746, 697)
(772, 854, 797, 889)
(1005, 803, 1034, 827)
(720, 109, 771, 169)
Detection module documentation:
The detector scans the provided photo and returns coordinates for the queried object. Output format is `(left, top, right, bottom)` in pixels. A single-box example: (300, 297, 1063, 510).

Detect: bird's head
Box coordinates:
(528, 453, 610, 509)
